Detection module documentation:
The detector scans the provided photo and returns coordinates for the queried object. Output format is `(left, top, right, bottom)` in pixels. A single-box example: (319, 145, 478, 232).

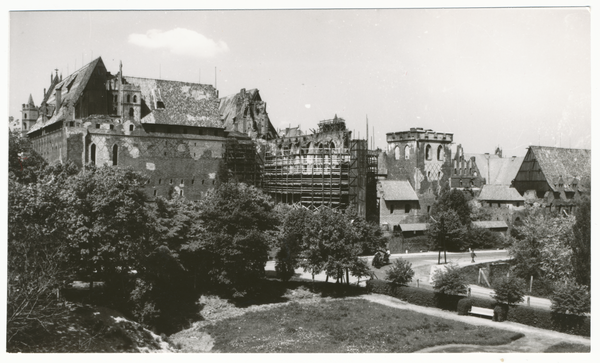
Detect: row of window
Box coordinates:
(113, 94, 138, 103)
(153, 178, 216, 186)
(393, 144, 445, 161)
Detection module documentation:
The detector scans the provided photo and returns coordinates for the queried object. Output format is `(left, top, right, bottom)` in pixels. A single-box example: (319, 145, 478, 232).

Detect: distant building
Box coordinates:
(450, 145, 524, 190)
(262, 115, 378, 221)
(379, 127, 454, 223)
(513, 146, 591, 213)
(24, 57, 271, 200)
(377, 180, 420, 230)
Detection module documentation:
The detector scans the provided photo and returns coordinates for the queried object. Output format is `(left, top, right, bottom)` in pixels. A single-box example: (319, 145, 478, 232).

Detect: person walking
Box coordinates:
(471, 249, 476, 263)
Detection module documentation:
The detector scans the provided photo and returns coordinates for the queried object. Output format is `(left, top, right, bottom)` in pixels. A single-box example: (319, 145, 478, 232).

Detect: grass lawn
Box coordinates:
(544, 342, 591, 353)
(201, 298, 523, 353)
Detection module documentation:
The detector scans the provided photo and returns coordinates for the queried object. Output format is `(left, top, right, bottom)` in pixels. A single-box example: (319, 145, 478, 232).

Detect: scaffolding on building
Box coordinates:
(263, 138, 378, 218)
(224, 138, 263, 187)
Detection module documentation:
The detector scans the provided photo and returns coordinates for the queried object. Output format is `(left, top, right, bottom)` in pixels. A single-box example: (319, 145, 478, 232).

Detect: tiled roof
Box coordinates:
(473, 221, 508, 229)
(465, 153, 524, 185)
(379, 180, 419, 201)
(29, 58, 104, 133)
(399, 223, 429, 232)
(125, 76, 222, 128)
(529, 146, 591, 192)
(478, 184, 524, 201)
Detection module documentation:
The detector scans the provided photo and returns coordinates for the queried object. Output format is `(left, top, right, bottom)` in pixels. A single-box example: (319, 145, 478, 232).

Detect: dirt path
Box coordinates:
(361, 293, 591, 353)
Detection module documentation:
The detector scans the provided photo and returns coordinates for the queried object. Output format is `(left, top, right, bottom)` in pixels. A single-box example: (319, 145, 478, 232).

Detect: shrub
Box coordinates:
(493, 305, 508, 322)
(385, 259, 414, 286)
(491, 276, 526, 306)
(456, 298, 472, 316)
(431, 264, 468, 295)
(366, 279, 590, 337)
(551, 281, 590, 316)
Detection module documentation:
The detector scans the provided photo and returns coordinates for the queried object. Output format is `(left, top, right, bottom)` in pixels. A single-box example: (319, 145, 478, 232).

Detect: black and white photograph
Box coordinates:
(5, 2, 593, 357)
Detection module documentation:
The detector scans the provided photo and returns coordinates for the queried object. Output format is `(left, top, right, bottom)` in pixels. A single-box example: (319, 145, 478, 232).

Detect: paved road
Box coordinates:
(265, 249, 552, 310)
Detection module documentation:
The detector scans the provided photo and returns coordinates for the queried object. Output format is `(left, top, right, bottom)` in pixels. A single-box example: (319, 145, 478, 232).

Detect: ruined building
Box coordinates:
(262, 115, 378, 221)
(25, 57, 270, 200)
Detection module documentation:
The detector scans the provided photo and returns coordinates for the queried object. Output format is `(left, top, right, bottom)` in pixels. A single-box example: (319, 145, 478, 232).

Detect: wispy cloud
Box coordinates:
(129, 28, 229, 58)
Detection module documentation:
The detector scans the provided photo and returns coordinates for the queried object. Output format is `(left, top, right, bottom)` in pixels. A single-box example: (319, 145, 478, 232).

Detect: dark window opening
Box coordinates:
(129, 108, 134, 117)
(170, 179, 173, 185)
(390, 204, 394, 214)
(112, 144, 118, 166)
(96, 124, 100, 129)
(129, 125, 134, 131)
(90, 144, 96, 165)
(202, 180, 205, 185)
(133, 95, 137, 103)
(110, 124, 114, 130)
(153, 190, 157, 196)
(192, 179, 195, 185)
(157, 101, 165, 109)
(405, 204, 411, 213)
(181, 179, 184, 185)
(158, 179, 162, 184)
(127, 95, 131, 103)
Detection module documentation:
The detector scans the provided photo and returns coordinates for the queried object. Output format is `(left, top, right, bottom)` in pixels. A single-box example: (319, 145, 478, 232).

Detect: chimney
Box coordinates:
(55, 86, 62, 114)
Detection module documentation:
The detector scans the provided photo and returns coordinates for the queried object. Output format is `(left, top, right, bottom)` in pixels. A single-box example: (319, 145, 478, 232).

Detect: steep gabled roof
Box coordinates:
(29, 57, 105, 133)
(478, 184, 524, 202)
(125, 76, 222, 128)
(465, 153, 524, 185)
(529, 146, 591, 192)
(379, 180, 419, 201)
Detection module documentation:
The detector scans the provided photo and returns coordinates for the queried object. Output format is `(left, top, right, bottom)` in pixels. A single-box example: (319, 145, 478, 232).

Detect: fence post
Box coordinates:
(530, 275, 533, 293)
(527, 296, 530, 306)
(417, 279, 420, 288)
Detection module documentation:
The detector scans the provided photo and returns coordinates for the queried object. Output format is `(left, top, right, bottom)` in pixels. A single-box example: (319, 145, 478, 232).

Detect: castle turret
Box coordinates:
(21, 94, 38, 133)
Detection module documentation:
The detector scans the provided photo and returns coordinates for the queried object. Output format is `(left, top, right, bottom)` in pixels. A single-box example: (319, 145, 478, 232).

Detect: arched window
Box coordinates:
(404, 145, 410, 160)
(90, 143, 96, 165)
(112, 144, 118, 166)
(129, 125, 134, 131)
(437, 145, 444, 161)
(394, 146, 401, 160)
(133, 95, 137, 103)
(426, 144, 432, 160)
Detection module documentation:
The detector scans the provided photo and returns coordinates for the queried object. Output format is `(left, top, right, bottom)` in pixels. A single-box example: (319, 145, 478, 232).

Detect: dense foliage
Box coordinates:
(491, 275, 526, 306)
(385, 258, 415, 286)
(550, 281, 591, 316)
(571, 196, 591, 287)
(429, 188, 472, 252)
(431, 264, 468, 295)
(274, 206, 386, 284)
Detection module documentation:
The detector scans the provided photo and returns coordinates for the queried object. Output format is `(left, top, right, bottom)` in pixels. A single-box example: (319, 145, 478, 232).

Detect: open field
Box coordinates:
(197, 298, 523, 353)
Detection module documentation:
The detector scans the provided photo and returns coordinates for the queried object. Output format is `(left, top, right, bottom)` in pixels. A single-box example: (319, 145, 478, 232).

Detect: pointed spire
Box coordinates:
(27, 94, 35, 107)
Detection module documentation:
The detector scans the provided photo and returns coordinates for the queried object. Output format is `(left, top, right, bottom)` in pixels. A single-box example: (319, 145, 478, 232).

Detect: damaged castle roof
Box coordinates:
(529, 146, 591, 192)
(219, 88, 260, 129)
(478, 184, 524, 202)
(379, 180, 419, 201)
(29, 57, 104, 133)
(125, 76, 222, 128)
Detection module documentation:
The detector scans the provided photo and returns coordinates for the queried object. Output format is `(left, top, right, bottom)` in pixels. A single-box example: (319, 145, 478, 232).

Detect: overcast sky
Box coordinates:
(8, 6, 591, 156)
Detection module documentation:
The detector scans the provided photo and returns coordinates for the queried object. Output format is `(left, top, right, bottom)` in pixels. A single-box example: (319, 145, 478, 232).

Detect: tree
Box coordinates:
(571, 196, 591, 287)
(551, 281, 590, 316)
(429, 209, 467, 255)
(275, 206, 312, 280)
(429, 189, 472, 257)
(491, 275, 526, 306)
(60, 165, 154, 304)
(8, 130, 47, 184)
(304, 208, 385, 284)
(509, 210, 575, 281)
(431, 264, 468, 295)
(182, 182, 279, 297)
(385, 259, 415, 286)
